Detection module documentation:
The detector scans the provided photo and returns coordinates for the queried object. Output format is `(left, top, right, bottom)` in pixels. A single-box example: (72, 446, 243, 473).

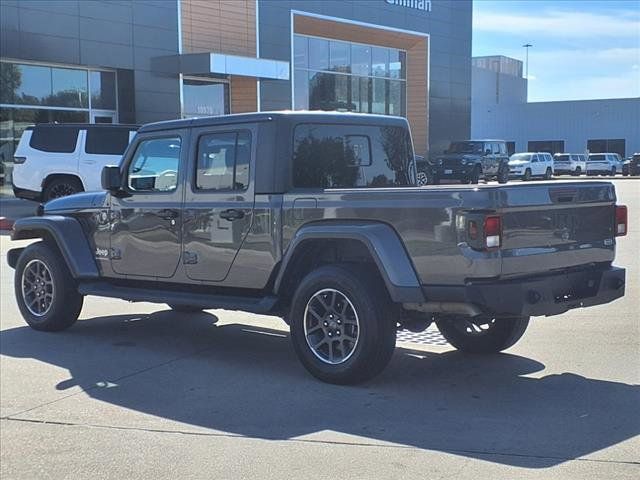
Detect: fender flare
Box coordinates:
(274, 222, 425, 303)
(11, 216, 99, 279)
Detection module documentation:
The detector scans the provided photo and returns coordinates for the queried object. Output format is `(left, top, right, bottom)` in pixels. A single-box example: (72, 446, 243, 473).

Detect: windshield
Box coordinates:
(448, 141, 484, 154)
(510, 153, 531, 162)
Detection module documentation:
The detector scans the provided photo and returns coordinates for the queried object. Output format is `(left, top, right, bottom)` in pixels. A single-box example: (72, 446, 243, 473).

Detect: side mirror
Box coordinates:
(101, 165, 122, 192)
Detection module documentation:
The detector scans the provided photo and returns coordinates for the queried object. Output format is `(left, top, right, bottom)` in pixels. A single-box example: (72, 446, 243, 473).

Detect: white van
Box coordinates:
(508, 152, 554, 180)
(12, 124, 138, 202)
(587, 153, 622, 176)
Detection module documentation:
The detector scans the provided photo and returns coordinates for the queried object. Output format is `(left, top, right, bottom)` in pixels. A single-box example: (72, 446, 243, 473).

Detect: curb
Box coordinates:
(0, 217, 14, 231)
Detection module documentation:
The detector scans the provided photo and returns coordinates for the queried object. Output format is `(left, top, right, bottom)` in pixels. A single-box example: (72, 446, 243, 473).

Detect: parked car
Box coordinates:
(414, 154, 436, 185)
(508, 152, 554, 180)
(7, 112, 627, 384)
(12, 123, 138, 202)
(553, 153, 586, 176)
(627, 153, 640, 176)
(433, 140, 509, 184)
(587, 153, 621, 176)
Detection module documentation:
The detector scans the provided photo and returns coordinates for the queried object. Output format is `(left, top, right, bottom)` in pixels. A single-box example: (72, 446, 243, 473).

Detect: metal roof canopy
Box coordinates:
(154, 53, 289, 81)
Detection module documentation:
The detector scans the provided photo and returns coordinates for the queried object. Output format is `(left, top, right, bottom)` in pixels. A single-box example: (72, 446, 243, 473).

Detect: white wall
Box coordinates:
(472, 98, 640, 155)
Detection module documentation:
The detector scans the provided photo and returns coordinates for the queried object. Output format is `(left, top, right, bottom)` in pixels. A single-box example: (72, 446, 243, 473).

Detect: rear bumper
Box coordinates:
(423, 265, 625, 317)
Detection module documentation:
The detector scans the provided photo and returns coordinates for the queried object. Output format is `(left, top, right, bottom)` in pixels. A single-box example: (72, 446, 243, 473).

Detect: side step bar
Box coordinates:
(78, 281, 279, 314)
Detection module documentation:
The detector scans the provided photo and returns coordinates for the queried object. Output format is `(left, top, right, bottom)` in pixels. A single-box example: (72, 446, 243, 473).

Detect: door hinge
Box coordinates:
(183, 251, 198, 264)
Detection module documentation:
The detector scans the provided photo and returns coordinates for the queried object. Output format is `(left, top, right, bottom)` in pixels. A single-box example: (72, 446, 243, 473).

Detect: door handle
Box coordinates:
(220, 209, 245, 221)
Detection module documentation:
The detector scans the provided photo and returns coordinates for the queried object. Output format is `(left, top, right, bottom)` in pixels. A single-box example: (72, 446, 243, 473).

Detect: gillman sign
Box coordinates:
(385, 0, 432, 12)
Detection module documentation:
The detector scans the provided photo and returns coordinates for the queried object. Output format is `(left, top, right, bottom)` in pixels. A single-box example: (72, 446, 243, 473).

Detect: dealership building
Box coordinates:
(471, 55, 640, 157)
(1, 0, 472, 185)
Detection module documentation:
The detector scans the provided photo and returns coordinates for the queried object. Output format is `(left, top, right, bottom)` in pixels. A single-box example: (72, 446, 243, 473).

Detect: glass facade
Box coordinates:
(0, 60, 118, 189)
(182, 79, 229, 118)
(293, 35, 406, 116)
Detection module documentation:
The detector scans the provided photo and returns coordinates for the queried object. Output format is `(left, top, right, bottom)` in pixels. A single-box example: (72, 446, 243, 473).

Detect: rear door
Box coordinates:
(80, 127, 136, 191)
(110, 131, 186, 278)
(182, 124, 255, 282)
(530, 154, 541, 175)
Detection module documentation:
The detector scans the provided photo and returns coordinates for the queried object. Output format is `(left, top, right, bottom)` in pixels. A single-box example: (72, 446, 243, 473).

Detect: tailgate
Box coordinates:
(499, 182, 617, 277)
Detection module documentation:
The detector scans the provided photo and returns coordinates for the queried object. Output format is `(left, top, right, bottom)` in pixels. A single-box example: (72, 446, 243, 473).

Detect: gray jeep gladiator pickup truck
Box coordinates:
(8, 112, 627, 384)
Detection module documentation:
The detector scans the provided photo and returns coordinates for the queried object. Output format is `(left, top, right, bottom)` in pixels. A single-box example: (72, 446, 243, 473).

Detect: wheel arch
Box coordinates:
(42, 173, 86, 191)
(273, 221, 425, 305)
(11, 216, 99, 279)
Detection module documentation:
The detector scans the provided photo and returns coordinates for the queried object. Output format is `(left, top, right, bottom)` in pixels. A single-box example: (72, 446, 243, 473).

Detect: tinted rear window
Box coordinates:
(589, 155, 606, 161)
(29, 126, 79, 153)
(85, 127, 135, 155)
(554, 154, 570, 161)
(292, 123, 414, 189)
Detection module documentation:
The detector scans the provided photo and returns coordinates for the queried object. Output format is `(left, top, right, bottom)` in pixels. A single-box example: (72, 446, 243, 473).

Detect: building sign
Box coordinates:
(385, 0, 432, 12)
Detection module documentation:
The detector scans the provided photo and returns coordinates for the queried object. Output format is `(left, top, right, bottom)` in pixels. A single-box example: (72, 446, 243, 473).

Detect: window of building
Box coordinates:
(527, 140, 564, 154)
(293, 34, 407, 117)
(182, 79, 229, 118)
(196, 131, 251, 191)
(0, 60, 118, 188)
(587, 139, 625, 157)
(292, 123, 413, 189)
(128, 137, 181, 192)
(85, 127, 136, 155)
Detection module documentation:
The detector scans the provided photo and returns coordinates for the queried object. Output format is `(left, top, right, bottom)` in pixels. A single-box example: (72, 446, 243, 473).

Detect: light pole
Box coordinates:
(522, 43, 533, 79)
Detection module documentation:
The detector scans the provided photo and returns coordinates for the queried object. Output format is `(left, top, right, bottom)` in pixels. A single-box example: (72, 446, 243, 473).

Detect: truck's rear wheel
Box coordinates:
(436, 315, 529, 353)
(14, 241, 83, 331)
(544, 167, 552, 180)
(289, 265, 396, 384)
(497, 166, 509, 184)
(468, 166, 480, 184)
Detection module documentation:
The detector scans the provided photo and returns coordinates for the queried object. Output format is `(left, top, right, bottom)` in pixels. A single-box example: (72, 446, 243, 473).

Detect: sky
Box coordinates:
(472, 0, 640, 102)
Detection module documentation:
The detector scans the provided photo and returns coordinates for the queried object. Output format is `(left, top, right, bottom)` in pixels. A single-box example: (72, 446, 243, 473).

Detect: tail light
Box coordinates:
(465, 214, 502, 250)
(615, 205, 627, 237)
(484, 215, 502, 249)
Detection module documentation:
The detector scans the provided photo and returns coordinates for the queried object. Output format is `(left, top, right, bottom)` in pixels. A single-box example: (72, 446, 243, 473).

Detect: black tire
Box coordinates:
(497, 165, 509, 184)
(14, 241, 83, 332)
(436, 316, 529, 354)
(544, 167, 552, 180)
(610, 167, 616, 176)
(289, 264, 396, 384)
(43, 176, 83, 202)
(168, 304, 204, 313)
(468, 165, 480, 184)
(522, 168, 532, 181)
(574, 166, 582, 176)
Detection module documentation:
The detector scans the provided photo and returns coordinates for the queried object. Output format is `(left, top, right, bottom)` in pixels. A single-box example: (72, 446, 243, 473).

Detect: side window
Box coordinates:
(292, 124, 412, 189)
(196, 131, 251, 191)
(85, 127, 134, 155)
(498, 143, 507, 155)
(491, 143, 500, 154)
(531, 154, 538, 163)
(127, 137, 181, 192)
(29, 126, 79, 153)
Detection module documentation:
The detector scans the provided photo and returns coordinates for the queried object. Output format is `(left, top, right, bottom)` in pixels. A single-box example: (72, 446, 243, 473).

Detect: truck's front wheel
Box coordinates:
(14, 241, 83, 331)
(436, 315, 529, 353)
(289, 265, 396, 384)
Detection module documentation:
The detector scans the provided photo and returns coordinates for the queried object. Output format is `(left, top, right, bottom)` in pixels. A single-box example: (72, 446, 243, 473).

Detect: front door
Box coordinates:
(182, 126, 255, 282)
(482, 143, 496, 175)
(110, 132, 187, 278)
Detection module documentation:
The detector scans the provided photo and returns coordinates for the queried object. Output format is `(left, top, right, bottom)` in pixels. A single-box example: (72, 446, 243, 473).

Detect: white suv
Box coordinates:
(508, 152, 554, 181)
(553, 153, 587, 176)
(587, 153, 622, 176)
(12, 124, 138, 202)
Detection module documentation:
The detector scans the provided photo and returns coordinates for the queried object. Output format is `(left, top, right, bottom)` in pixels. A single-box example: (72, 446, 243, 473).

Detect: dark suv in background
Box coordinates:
(433, 140, 509, 184)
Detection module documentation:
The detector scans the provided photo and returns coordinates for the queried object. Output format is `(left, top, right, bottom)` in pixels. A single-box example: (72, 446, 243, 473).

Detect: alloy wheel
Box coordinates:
(21, 259, 55, 317)
(304, 288, 360, 365)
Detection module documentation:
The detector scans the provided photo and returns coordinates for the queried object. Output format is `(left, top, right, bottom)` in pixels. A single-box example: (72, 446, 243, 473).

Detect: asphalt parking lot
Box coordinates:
(1, 179, 638, 479)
